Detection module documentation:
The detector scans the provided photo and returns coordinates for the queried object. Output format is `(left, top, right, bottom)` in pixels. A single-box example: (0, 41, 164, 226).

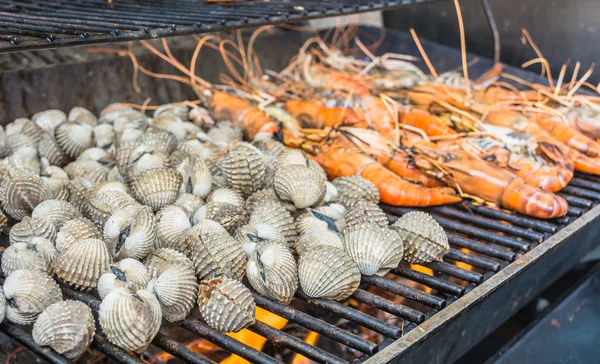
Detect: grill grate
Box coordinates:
(0, 0, 440, 53)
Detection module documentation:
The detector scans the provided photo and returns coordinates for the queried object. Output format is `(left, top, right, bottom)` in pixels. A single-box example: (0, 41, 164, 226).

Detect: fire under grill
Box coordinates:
(1, 23, 600, 364)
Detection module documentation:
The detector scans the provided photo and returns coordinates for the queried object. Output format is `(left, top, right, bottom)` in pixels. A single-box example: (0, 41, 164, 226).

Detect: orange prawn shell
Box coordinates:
(210, 91, 277, 139)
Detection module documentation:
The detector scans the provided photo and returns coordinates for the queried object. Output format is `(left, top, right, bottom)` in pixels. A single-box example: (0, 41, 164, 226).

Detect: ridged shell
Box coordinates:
(45, 177, 71, 201)
(151, 113, 197, 141)
(32, 199, 82, 230)
(32, 300, 95, 360)
(186, 156, 213, 199)
(0, 287, 5, 323)
(138, 127, 179, 153)
(197, 277, 255, 333)
(155, 264, 198, 322)
(235, 224, 287, 256)
(5, 133, 37, 156)
(55, 122, 95, 159)
(1, 238, 57, 275)
(33, 109, 67, 133)
(68, 178, 97, 211)
(38, 132, 71, 167)
(274, 165, 326, 209)
(188, 106, 214, 127)
(56, 218, 102, 252)
(342, 223, 404, 276)
(333, 176, 380, 207)
(181, 227, 245, 281)
(155, 205, 191, 250)
(298, 246, 360, 301)
(221, 142, 267, 197)
(0, 210, 7, 232)
(207, 121, 243, 147)
(9, 216, 57, 245)
(98, 259, 151, 299)
(274, 149, 326, 178)
(295, 231, 344, 256)
(145, 248, 194, 277)
(390, 211, 449, 264)
(53, 238, 113, 291)
(3, 269, 63, 325)
(0, 170, 49, 220)
(247, 241, 298, 304)
(128, 146, 171, 181)
(249, 201, 297, 245)
(207, 188, 244, 207)
(6, 118, 44, 143)
(155, 103, 190, 121)
(130, 167, 182, 212)
(94, 124, 116, 150)
(82, 191, 137, 228)
(68, 106, 97, 126)
(192, 202, 248, 234)
(2, 146, 40, 174)
(173, 193, 205, 219)
(99, 287, 161, 353)
(246, 188, 279, 215)
(104, 206, 156, 260)
(344, 200, 389, 228)
(64, 160, 108, 183)
(253, 137, 287, 165)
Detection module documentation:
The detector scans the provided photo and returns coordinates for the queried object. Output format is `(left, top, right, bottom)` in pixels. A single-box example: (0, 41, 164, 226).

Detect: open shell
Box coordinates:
(0, 170, 49, 220)
(155, 264, 198, 322)
(98, 259, 151, 299)
(274, 165, 326, 209)
(298, 246, 360, 301)
(197, 277, 255, 333)
(155, 205, 191, 250)
(295, 209, 343, 236)
(247, 241, 298, 304)
(1, 238, 57, 275)
(32, 199, 82, 230)
(390, 211, 449, 264)
(207, 188, 245, 207)
(130, 167, 182, 212)
(55, 122, 95, 159)
(333, 176, 380, 207)
(56, 218, 103, 252)
(221, 142, 267, 197)
(192, 202, 248, 234)
(104, 206, 157, 260)
(9, 216, 57, 245)
(53, 238, 113, 291)
(344, 200, 389, 228)
(249, 201, 297, 245)
(32, 300, 95, 360)
(145, 248, 194, 277)
(3, 269, 63, 325)
(342, 222, 404, 276)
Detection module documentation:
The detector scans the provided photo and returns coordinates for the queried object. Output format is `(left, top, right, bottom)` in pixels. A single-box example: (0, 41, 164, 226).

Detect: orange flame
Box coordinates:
(409, 264, 434, 294)
(291, 332, 320, 364)
(455, 248, 475, 271)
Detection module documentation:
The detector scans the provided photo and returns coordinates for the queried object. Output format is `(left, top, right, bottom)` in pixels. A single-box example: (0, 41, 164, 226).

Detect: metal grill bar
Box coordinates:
(361, 275, 446, 309)
(392, 266, 466, 296)
(0, 322, 70, 364)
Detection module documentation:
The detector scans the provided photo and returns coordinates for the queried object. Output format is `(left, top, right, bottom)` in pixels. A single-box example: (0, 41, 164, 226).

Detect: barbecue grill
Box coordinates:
(1, 1, 599, 363)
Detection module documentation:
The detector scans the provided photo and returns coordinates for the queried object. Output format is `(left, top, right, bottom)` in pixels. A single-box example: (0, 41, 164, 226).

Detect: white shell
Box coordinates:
(104, 206, 157, 260)
(56, 218, 102, 252)
(333, 176, 380, 207)
(82, 190, 137, 228)
(246, 241, 298, 304)
(98, 258, 151, 299)
(344, 200, 389, 228)
(64, 160, 108, 184)
(155, 205, 191, 250)
(0, 287, 5, 323)
(1, 238, 57, 275)
(9, 216, 57, 245)
(130, 167, 182, 212)
(145, 248, 194, 277)
(5, 134, 37, 156)
(94, 124, 116, 150)
(154, 103, 190, 121)
(391, 211, 449, 264)
(6, 118, 43, 143)
(342, 222, 404, 276)
(3, 269, 63, 325)
(53, 238, 113, 291)
(207, 121, 243, 147)
(38, 132, 71, 167)
(235, 224, 287, 256)
(32, 199, 82, 230)
(323, 182, 339, 203)
(33, 109, 67, 133)
(298, 246, 360, 301)
(197, 277, 255, 333)
(295, 231, 344, 256)
(314, 203, 346, 221)
(32, 300, 95, 360)
(207, 188, 245, 207)
(136, 127, 179, 154)
(155, 264, 198, 322)
(221, 142, 267, 197)
(55, 122, 95, 159)
(274, 165, 326, 209)
(249, 201, 297, 245)
(69, 106, 97, 126)
(295, 209, 342, 236)
(0, 170, 49, 220)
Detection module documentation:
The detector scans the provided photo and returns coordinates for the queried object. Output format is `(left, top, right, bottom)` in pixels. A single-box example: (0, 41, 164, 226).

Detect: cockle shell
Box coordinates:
(64, 160, 108, 183)
(145, 248, 194, 277)
(246, 188, 280, 215)
(3, 269, 63, 325)
(127, 146, 171, 181)
(2, 146, 40, 174)
(38, 132, 71, 167)
(390, 211, 449, 264)
(82, 191, 138, 228)
(274, 149, 326, 178)
(53, 238, 113, 291)
(295, 209, 342, 236)
(32, 199, 82, 230)
(0, 287, 5, 323)
(249, 201, 297, 245)
(181, 226, 246, 280)
(155, 103, 190, 122)
(68, 178, 97, 211)
(155, 205, 191, 250)
(207, 188, 245, 207)
(151, 113, 198, 141)
(94, 124, 116, 150)
(56, 218, 102, 252)
(173, 193, 205, 219)
(77, 148, 114, 167)
(102, 107, 149, 134)
(55, 122, 95, 159)
(1, 238, 57, 275)
(188, 106, 214, 127)
(333, 176, 380, 207)
(342, 222, 404, 276)
(192, 202, 248, 234)
(33, 109, 67, 133)
(69, 106, 97, 126)
(107, 166, 124, 182)
(117, 128, 144, 145)
(253, 136, 287, 165)
(0, 210, 7, 232)
(41, 166, 70, 201)
(344, 200, 389, 228)
(207, 121, 242, 147)
(235, 224, 287, 256)
(247, 241, 298, 304)
(0, 170, 49, 220)
(9, 216, 57, 245)
(104, 206, 156, 260)
(197, 277, 255, 333)
(130, 167, 182, 212)
(183, 155, 213, 199)
(6, 118, 43, 143)
(298, 246, 360, 301)
(221, 142, 267, 197)
(98, 258, 151, 299)
(155, 264, 198, 322)
(138, 127, 179, 153)
(32, 300, 95, 360)
(274, 165, 326, 209)
(5, 133, 37, 156)
(314, 203, 346, 221)
(99, 286, 161, 353)
(295, 231, 344, 256)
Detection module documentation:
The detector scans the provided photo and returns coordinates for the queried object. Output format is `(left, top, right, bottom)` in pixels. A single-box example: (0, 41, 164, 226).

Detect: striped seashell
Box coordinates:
(2, 146, 40, 174)
(145, 248, 194, 277)
(221, 141, 267, 197)
(68, 178, 97, 211)
(104, 205, 157, 261)
(106, 109, 149, 135)
(344, 200, 389, 228)
(128, 146, 171, 181)
(32, 109, 67, 133)
(252, 136, 287, 166)
(56, 218, 102, 252)
(53, 238, 113, 291)
(0, 210, 7, 232)
(185, 156, 213, 199)
(9, 216, 57, 245)
(390, 211, 449, 264)
(1, 237, 56, 275)
(64, 160, 108, 183)
(3, 269, 63, 325)
(207, 188, 245, 207)
(137, 127, 179, 154)
(197, 277, 255, 333)
(40, 164, 71, 201)
(32, 300, 95, 360)
(116, 127, 144, 146)
(94, 124, 116, 150)
(342, 222, 404, 276)
(173, 193, 205, 219)
(129, 167, 182, 212)
(55, 122, 95, 159)
(249, 201, 297, 245)
(155, 205, 191, 250)
(246, 188, 280, 215)
(82, 191, 138, 228)
(38, 132, 71, 167)
(5, 133, 37, 156)
(298, 245, 360, 301)
(68, 106, 97, 126)
(0, 170, 49, 220)
(154, 103, 190, 122)
(234, 224, 287, 257)
(6, 118, 44, 143)
(247, 241, 298, 304)
(151, 113, 196, 141)
(154, 263, 198, 322)
(0, 286, 5, 323)
(295, 231, 344, 256)
(77, 148, 114, 167)
(332, 176, 380, 207)
(274, 165, 326, 209)
(192, 202, 248, 234)
(99, 286, 161, 353)
(32, 199, 82, 230)
(97, 258, 151, 299)
(274, 149, 326, 178)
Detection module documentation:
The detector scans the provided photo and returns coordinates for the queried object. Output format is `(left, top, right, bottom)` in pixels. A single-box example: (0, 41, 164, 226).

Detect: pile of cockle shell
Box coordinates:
(0, 103, 449, 356)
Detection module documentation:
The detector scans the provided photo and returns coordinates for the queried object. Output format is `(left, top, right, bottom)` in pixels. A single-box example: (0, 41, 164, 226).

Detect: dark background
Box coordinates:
(384, 0, 600, 84)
